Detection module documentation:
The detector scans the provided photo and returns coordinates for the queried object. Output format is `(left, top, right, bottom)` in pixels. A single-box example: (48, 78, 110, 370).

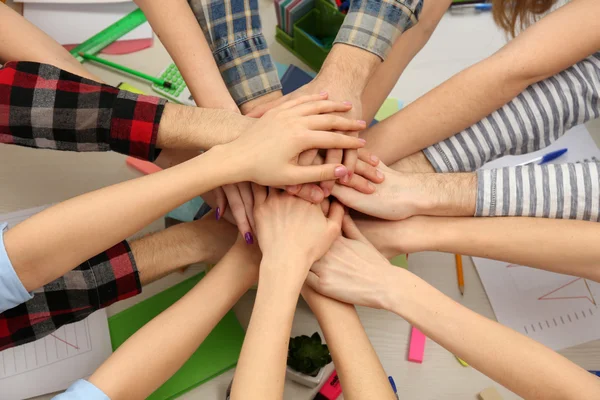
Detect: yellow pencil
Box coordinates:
(455, 254, 464, 295)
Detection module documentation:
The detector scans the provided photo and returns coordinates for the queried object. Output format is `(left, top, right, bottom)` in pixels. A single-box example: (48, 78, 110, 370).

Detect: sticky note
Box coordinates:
(374, 98, 400, 121)
(390, 254, 408, 269)
(455, 356, 469, 367)
(479, 387, 504, 400)
(407, 326, 426, 363)
(126, 156, 162, 175)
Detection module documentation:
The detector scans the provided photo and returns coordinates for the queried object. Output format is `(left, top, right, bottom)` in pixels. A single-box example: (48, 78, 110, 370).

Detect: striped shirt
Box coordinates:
(423, 52, 600, 221)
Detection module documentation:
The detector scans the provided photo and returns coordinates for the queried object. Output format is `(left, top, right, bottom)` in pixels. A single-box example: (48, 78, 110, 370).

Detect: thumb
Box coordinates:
(288, 164, 348, 185)
(342, 215, 369, 243)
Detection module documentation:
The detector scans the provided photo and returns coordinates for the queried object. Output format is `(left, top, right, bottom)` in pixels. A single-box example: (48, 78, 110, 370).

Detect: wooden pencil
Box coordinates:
(455, 254, 464, 295)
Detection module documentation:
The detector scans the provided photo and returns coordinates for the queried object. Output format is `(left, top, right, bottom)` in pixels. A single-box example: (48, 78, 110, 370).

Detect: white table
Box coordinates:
(5, 2, 599, 399)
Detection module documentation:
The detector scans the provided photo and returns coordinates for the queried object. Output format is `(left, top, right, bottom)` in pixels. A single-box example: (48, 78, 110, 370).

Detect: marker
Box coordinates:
(515, 148, 568, 166)
(589, 370, 600, 377)
(313, 370, 342, 400)
(388, 376, 399, 399)
(78, 52, 173, 88)
(449, 3, 492, 14)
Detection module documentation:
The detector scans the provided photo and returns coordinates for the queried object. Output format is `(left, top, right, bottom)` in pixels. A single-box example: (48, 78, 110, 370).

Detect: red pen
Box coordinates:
(313, 370, 342, 400)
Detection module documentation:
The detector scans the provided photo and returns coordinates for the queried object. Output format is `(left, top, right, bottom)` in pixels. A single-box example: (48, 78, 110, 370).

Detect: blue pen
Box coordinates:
(516, 148, 568, 166)
(589, 370, 600, 377)
(388, 376, 399, 399)
(449, 3, 492, 14)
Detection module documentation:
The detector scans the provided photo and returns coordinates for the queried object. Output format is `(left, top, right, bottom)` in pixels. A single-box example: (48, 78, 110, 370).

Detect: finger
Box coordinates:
(238, 182, 256, 233)
(287, 164, 349, 185)
(320, 198, 331, 216)
(298, 149, 319, 166)
(305, 271, 321, 291)
(320, 147, 343, 195)
(355, 159, 385, 184)
(327, 201, 345, 227)
(276, 93, 328, 111)
(287, 183, 324, 203)
(340, 173, 376, 194)
(358, 148, 380, 167)
(223, 184, 253, 243)
(251, 182, 267, 206)
(343, 132, 360, 178)
(298, 131, 366, 151)
(330, 183, 362, 209)
(293, 100, 352, 116)
(306, 114, 366, 132)
(214, 187, 227, 221)
(342, 214, 369, 243)
(246, 96, 290, 117)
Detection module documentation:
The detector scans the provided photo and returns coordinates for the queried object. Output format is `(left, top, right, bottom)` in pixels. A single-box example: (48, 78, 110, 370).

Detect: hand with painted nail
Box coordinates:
(250, 184, 345, 284)
(217, 94, 367, 187)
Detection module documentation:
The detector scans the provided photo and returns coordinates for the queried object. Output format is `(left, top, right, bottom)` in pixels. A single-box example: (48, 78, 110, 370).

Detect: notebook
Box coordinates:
(108, 272, 245, 400)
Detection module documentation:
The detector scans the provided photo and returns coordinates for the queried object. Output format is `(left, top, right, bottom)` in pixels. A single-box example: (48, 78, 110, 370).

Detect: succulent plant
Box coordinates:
(287, 332, 332, 377)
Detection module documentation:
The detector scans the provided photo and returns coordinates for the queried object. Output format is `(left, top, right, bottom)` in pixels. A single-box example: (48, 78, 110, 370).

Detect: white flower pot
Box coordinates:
(286, 366, 326, 388)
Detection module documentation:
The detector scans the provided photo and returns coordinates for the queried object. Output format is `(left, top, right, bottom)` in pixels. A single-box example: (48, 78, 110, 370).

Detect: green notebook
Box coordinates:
(108, 273, 245, 400)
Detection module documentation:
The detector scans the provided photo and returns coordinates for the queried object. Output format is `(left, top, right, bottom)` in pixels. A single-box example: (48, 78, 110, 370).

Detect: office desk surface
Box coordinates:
(6, 2, 600, 399)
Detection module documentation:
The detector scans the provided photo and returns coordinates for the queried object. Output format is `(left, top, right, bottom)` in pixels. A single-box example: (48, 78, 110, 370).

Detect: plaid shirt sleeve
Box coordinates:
(0, 61, 166, 161)
(335, 0, 423, 60)
(188, 0, 282, 106)
(0, 241, 141, 351)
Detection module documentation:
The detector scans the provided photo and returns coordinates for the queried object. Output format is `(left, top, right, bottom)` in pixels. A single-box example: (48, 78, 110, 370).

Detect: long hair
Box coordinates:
(492, 0, 558, 37)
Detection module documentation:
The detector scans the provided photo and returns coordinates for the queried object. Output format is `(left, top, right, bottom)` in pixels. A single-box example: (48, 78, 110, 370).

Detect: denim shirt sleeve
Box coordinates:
(0, 223, 33, 314)
(334, 0, 423, 60)
(187, 0, 282, 105)
(52, 380, 110, 400)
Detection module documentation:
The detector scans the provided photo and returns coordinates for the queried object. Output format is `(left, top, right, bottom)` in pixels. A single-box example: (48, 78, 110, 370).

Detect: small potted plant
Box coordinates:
(286, 332, 332, 387)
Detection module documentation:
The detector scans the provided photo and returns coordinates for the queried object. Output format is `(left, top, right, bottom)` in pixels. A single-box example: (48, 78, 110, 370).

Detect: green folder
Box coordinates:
(390, 254, 408, 269)
(108, 273, 245, 400)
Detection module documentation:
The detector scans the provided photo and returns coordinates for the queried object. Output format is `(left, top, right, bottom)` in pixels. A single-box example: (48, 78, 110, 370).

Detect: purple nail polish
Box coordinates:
(244, 232, 254, 245)
(215, 207, 221, 220)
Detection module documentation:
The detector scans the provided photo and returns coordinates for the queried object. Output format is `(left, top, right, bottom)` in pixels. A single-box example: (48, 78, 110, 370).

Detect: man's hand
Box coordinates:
(332, 162, 477, 220)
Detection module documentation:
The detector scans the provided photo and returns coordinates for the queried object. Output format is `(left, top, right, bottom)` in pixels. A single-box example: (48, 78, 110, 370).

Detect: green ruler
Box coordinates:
(70, 8, 147, 62)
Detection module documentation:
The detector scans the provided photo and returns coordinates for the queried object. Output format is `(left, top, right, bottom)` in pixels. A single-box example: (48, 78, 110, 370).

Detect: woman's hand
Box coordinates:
(216, 94, 367, 187)
(251, 184, 344, 282)
(307, 215, 396, 309)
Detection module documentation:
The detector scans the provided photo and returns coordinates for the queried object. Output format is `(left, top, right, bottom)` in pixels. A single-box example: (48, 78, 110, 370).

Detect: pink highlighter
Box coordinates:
(313, 369, 342, 400)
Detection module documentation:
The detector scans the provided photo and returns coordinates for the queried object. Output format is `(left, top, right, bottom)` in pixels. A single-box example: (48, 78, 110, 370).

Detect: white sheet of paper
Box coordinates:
(474, 124, 600, 350)
(0, 310, 112, 399)
(0, 205, 112, 398)
(23, 2, 152, 45)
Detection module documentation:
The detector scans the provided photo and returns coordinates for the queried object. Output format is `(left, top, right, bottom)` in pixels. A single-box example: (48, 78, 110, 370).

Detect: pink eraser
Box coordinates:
(408, 326, 426, 363)
(126, 157, 162, 175)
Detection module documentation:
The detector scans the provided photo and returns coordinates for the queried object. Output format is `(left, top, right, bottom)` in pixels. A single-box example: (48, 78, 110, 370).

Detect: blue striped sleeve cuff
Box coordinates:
(334, 0, 423, 60)
(52, 379, 110, 400)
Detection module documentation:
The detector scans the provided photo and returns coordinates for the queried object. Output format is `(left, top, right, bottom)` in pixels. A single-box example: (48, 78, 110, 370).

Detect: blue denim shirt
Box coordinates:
(0, 223, 33, 313)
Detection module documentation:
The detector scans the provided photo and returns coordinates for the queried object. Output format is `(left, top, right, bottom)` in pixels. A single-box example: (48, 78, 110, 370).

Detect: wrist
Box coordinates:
(384, 267, 422, 317)
(199, 143, 245, 185)
(417, 173, 477, 217)
(314, 44, 379, 95)
(259, 254, 311, 292)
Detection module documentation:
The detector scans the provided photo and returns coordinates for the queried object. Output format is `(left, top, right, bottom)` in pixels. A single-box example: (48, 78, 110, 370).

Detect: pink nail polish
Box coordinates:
(358, 120, 367, 125)
(334, 166, 348, 178)
(343, 101, 352, 106)
(371, 154, 379, 163)
(376, 170, 384, 180)
(358, 138, 366, 144)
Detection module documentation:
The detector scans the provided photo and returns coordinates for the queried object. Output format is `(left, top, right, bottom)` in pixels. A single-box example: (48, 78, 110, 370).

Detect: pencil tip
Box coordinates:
(459, 286, 464, 295)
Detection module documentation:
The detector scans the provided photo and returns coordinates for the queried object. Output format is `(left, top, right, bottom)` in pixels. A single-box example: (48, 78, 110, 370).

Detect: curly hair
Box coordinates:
(492, 0, 558, 37)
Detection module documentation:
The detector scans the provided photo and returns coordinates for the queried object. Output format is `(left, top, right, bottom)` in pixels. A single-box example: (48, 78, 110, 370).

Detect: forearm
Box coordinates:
(388, 268, 600, 400)
(415, 216, 600, 282)
(5, 149, 233, 291)
(361, 0, 450, 123)
(0, 4, 99, 81)
(302, 287, 395, 400)
(89, 244, 257, 400)
(135, 0, 237, 110)
(156, 103, 249, 150)
(232, 258, 305, 400)
(423, 53, 600, 173)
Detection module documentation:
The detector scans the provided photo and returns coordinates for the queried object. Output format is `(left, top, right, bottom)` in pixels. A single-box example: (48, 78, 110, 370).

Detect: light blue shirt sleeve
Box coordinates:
(52, 379, 110, 400)
(0, 223, 33, 313)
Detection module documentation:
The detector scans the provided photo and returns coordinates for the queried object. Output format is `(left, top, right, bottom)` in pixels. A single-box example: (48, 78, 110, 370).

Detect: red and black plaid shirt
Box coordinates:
(0, 62, 164, 350)
(0, 61, 166, 161)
